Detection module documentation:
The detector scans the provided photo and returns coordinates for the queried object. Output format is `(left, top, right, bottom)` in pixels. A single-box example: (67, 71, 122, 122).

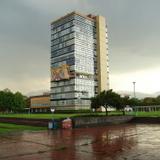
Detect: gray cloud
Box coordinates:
(0, 0, 160, 93)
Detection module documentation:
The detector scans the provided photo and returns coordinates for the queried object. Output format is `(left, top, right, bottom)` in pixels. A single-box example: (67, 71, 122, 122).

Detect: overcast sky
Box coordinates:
(0, 0, 160, 94)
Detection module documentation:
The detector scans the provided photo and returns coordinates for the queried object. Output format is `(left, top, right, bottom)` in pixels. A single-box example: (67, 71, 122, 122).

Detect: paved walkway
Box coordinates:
(0, 124, 160, 160)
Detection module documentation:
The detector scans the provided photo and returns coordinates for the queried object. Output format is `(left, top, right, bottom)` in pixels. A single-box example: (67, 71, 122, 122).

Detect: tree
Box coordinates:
(119, 96, 130, 115)
(13, 92, 26, 112)
(90, 90, 125, 116)
(91, 96, 100, 111)
(0, 91, 5, 112)
(128, 98, 141, 106)
(90, 91, 108, 115)
(142, 97, 156, 106)
(104, 90, 127, 116)
(98, 91, 108, 115)
(155, 95, 160, 105)
(1, 89, 14, 112)
(104, 90, 114, 115)
(0, 89, 26, 113)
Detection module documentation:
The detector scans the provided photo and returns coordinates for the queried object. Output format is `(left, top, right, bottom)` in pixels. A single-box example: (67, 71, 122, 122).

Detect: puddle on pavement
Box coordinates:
(0, 124, 160, 160)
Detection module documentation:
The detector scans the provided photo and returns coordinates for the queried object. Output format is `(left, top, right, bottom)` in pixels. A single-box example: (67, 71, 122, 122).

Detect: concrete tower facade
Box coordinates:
(50, 12, 109, 110)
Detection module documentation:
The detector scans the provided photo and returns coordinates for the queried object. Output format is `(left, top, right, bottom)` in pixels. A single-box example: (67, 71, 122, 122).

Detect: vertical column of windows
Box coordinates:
(73, 15, 95, 105)
(51, 13, 98, 108)
(51, 17, 76, 107)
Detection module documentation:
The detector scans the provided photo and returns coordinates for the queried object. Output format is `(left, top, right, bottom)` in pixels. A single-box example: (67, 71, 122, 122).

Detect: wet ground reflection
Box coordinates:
(0, 124, 160, 160)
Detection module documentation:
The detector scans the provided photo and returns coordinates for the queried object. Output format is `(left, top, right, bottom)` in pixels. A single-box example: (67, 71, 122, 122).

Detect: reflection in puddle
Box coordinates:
(1, 124, 160, 160)
(49, 124, 138, 159)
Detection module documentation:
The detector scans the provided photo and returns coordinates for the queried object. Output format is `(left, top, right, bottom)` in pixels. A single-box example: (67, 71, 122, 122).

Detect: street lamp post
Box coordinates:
(78, 93, 81, 108)
(50, 107, 55, 121)
(48, 107, 56, 129)
(133, 81, 136, 98)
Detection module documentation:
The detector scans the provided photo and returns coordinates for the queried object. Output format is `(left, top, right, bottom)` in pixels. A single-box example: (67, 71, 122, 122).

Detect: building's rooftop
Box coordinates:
(51, 11, 96, 25)
(29, 93, 50, 99)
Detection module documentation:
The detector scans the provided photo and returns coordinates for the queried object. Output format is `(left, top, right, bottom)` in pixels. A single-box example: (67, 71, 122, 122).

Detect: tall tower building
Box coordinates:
(50, 11, 109, 110)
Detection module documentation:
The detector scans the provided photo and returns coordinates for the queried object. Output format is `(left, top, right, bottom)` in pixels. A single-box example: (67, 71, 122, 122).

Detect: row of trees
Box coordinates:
(0, 89, 26, 113)
(91, 90, 130, 115)
(128, 96, 160, 106)
(90, 90, 160, 115)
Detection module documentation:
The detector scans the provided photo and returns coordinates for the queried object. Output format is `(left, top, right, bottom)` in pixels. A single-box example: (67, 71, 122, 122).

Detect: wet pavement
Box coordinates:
(0, 124, 160, 160)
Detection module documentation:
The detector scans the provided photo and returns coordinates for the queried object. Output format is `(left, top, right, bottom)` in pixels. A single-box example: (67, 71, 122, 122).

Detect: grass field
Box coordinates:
(0, 111, 159, 120)
(0, 112, 160, 134)
(0, 113, 79, 119)
(0, 123, 46, 134)
(0, 112, 124, 119)
(135, 111, 160, 117)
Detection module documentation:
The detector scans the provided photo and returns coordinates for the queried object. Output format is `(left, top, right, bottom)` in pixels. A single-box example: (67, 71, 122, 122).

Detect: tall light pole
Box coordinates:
(78, 92, 81, 109)
(50, 107, 55, 121)
(133, 81, 136, 98)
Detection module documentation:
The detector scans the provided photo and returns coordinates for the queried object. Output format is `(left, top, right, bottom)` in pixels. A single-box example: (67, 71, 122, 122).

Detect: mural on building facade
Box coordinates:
(51, 64, 71, 81)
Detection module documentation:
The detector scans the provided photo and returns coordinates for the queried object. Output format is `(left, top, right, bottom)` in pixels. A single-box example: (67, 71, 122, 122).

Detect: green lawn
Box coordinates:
(0, 122, 46, 134)
(0, 112, 124, 119)
(0, 111, 159, 120)
(0, 112, 159, 134)
(134, 111, 160, 117)
(0, 113, 87, 119)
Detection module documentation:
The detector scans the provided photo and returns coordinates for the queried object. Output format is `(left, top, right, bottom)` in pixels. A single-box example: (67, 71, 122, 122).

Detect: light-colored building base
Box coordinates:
(54, 105, 90, 110)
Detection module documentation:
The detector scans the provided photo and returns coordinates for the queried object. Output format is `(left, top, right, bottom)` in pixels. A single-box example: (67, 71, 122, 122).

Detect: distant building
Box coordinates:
(101, 106, 116, 112)
(134, 105, 160, 112)
(124, 106, 133, 112)
(28, 93, 50, 112)
(50, 11, 109, 110)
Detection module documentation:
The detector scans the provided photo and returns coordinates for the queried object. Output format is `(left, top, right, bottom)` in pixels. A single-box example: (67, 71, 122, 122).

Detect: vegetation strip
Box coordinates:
(0, 123, 46, 134)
